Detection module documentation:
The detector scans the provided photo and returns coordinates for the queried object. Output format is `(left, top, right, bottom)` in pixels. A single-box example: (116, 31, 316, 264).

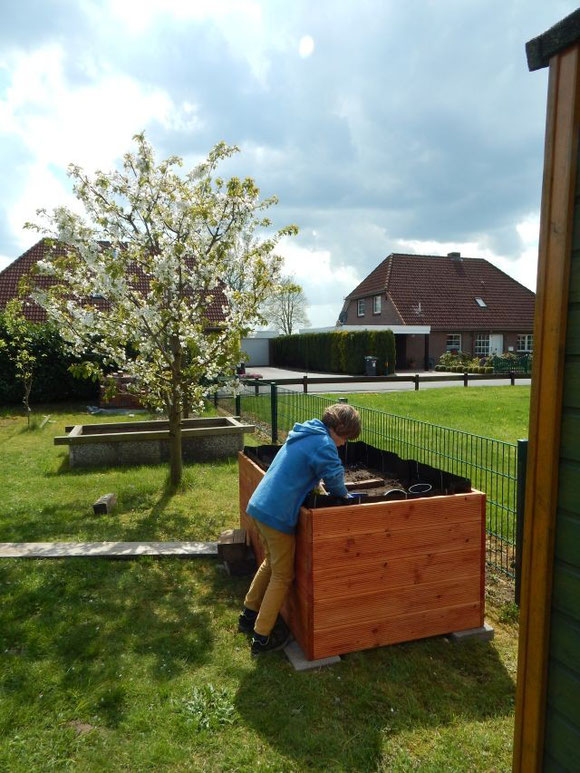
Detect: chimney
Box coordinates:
(448, 251, 462, 260)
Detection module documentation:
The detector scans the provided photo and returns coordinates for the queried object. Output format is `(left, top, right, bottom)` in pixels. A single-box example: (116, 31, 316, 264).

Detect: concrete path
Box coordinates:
(246, 367, 531, 394)
(0, 541, 218, 559)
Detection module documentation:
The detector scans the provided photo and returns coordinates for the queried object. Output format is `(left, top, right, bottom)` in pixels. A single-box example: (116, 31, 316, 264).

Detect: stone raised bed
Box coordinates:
(55, 416, 254, 468)
(239, 442, 486, 660)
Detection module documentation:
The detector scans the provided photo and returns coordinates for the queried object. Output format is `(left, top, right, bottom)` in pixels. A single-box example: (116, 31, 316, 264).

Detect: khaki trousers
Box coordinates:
(244, 518, 296, 636)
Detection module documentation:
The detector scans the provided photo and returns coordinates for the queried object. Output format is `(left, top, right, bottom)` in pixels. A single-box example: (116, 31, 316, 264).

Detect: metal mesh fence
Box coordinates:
(217, 384, 518, 579)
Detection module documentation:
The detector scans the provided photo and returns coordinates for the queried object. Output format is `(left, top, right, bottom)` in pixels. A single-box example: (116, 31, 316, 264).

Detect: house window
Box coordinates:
(474, 334, 490, 356)
(475, 297, 487, 308)
(446, 333, 461, 352)
(373, 295, 381, 314)
(357, 299, 365, 317)
(517, 334, 533, 352)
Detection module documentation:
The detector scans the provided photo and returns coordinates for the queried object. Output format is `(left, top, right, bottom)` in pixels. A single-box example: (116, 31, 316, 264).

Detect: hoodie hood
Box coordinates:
(286, 418, 329, 444)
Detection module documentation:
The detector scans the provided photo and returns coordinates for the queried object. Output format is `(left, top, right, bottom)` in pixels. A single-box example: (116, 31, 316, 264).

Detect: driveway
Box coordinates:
(245, 367, 531, 393)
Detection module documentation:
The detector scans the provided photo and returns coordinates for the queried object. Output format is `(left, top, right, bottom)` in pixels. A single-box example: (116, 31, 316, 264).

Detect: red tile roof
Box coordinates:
(346, 253, 535, 330)
(0, 238, 228, 326)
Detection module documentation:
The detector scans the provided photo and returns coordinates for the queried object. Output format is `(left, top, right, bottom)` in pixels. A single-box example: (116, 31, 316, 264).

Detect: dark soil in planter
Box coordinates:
(344, 464, 404, 497)
(243, 441, 472, 508)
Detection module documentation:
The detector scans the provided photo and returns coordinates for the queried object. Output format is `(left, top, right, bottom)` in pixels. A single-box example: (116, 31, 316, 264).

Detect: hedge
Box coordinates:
(0, 316, 100, 405)
(271, 330, 396, 375)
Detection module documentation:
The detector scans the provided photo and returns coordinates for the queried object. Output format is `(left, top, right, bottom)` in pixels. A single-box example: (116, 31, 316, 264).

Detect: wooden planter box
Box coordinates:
(239, 448, 486, 660)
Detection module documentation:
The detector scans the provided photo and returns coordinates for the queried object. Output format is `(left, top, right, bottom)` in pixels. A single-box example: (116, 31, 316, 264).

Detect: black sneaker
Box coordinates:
(251, 626, 291, 656)
(237, 609, 257, 634)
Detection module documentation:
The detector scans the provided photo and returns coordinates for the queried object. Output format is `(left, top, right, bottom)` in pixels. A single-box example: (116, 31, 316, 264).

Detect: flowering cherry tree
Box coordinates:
(27, 134, 297, 485)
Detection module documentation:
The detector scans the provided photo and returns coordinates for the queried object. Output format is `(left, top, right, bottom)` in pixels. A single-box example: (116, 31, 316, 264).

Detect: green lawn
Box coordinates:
(0, 405, 517, 771)
(323, 386, 531, 444)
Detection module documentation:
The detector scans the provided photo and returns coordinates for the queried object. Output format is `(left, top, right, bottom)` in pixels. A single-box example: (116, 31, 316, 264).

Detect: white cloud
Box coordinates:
(277, 237, 361, 327)
(394, 214, 540, 293)
(2, 45, 173, 169)
(298, 35, 314, 58)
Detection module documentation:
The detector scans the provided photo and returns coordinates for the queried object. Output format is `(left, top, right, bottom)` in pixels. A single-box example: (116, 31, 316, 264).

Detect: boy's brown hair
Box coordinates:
(321, 403, 361, 440)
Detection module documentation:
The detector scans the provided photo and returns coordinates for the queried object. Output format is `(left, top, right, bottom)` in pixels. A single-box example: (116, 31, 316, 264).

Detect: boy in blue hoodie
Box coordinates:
(238, 403, 361, 655)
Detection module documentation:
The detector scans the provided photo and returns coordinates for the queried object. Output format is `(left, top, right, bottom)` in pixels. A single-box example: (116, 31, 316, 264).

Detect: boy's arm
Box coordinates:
(314, 443, 348, 497)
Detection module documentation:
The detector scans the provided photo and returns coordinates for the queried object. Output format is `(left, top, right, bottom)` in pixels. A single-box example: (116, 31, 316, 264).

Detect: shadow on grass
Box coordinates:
(0, 559, 215, 729)
(234, 633, 515, 770)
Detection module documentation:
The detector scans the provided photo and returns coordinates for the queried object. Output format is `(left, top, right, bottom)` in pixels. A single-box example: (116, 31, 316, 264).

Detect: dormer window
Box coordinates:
(357, 299, 365, 317)
(475, 297, 487, 308)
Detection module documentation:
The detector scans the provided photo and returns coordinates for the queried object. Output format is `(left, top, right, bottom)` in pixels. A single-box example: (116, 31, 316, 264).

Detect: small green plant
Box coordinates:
(178, 683, 237, 732)
(499, 601, 520, 624)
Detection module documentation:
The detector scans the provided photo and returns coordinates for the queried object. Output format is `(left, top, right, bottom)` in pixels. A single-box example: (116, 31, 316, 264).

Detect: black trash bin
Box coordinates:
(364, 356, 378, 376)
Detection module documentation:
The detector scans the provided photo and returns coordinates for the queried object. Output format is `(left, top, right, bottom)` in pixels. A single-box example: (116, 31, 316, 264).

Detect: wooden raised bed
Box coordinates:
(239, 444, 486, 660)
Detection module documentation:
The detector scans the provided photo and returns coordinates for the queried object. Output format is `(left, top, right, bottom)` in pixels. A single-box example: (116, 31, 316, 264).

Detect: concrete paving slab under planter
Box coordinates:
(54, 416, 254, 468)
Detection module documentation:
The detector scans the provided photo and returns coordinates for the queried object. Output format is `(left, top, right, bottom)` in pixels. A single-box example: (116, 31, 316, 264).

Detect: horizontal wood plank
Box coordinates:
(311, 492, 484, 538)
(314, 574, 481, 629)
(562, 360, 580, 408)
(311, 547, 482, 599)
(557, 460, 580, 514)
(565, 305, 580, 353)
(546, 660, 580, 728)
(560, 410, 580, 460)
(551, 562, 580, 620)
(554, 511, 580, 566)
(312, 520, 482, 567)
(549, 609, 580, 674)
(311, 602, 482, 659)
(543, 708, 580, 773)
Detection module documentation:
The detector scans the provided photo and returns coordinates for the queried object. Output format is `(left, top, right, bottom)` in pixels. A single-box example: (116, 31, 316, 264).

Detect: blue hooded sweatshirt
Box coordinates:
(246, 419, 348, 534)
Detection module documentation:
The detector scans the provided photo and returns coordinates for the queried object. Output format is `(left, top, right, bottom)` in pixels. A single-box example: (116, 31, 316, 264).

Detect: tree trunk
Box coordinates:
(168, 344, 183, 486)
(168, 401, 183, 486)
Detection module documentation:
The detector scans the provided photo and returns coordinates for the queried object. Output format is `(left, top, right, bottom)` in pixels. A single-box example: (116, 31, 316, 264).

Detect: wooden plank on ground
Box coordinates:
(0, 541, 218, 558)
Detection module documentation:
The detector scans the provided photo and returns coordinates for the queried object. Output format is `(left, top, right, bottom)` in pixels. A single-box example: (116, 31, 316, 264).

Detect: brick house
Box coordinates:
(0, 238, 228, 328)
(338, 251, 536, 369)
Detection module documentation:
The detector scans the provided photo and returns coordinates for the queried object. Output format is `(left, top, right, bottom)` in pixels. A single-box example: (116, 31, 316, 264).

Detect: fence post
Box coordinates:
(414, 374, 419, 391)
(510, 370, 515, 386)
(213, 391, 218, 407)
(515, 438, 528, 606)
(303, 375, 308, 394)
(270, 382, 278, 444)
(235, 393, 241, 417)
(463, 371, 469, 387)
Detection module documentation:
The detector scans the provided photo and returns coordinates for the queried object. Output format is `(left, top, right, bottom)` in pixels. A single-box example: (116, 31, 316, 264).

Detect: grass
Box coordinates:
(322, 386, 531, 445)
(0, 404, 518, 770)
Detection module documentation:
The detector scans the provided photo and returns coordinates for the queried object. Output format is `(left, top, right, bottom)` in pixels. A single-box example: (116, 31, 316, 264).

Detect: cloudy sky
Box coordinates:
(0, 0, 576, 327)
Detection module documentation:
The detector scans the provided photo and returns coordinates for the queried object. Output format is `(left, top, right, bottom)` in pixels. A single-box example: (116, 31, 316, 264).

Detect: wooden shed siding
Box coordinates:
(549, 609, 580, 674)
(543, 140, 580, 767)
(544, 709, 580, 771)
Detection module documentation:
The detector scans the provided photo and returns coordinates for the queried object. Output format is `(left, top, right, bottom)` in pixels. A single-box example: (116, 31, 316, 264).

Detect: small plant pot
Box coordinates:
(384, 488, 407, 500)
(407, 483, 433, 498)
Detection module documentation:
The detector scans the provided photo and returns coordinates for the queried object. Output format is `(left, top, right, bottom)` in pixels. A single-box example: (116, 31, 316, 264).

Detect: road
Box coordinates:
(245, 367, 531, 394)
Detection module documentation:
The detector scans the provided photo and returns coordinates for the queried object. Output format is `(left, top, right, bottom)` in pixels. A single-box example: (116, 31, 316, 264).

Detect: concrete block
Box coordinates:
(93, 493, 117, 515)
(284, 639, 341, 671)
(450, 622, 495, 643)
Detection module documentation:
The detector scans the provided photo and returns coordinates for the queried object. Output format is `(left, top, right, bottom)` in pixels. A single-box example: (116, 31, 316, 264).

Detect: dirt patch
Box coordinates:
(344, 464, 406, 497)
(66, 720, 99, 736)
